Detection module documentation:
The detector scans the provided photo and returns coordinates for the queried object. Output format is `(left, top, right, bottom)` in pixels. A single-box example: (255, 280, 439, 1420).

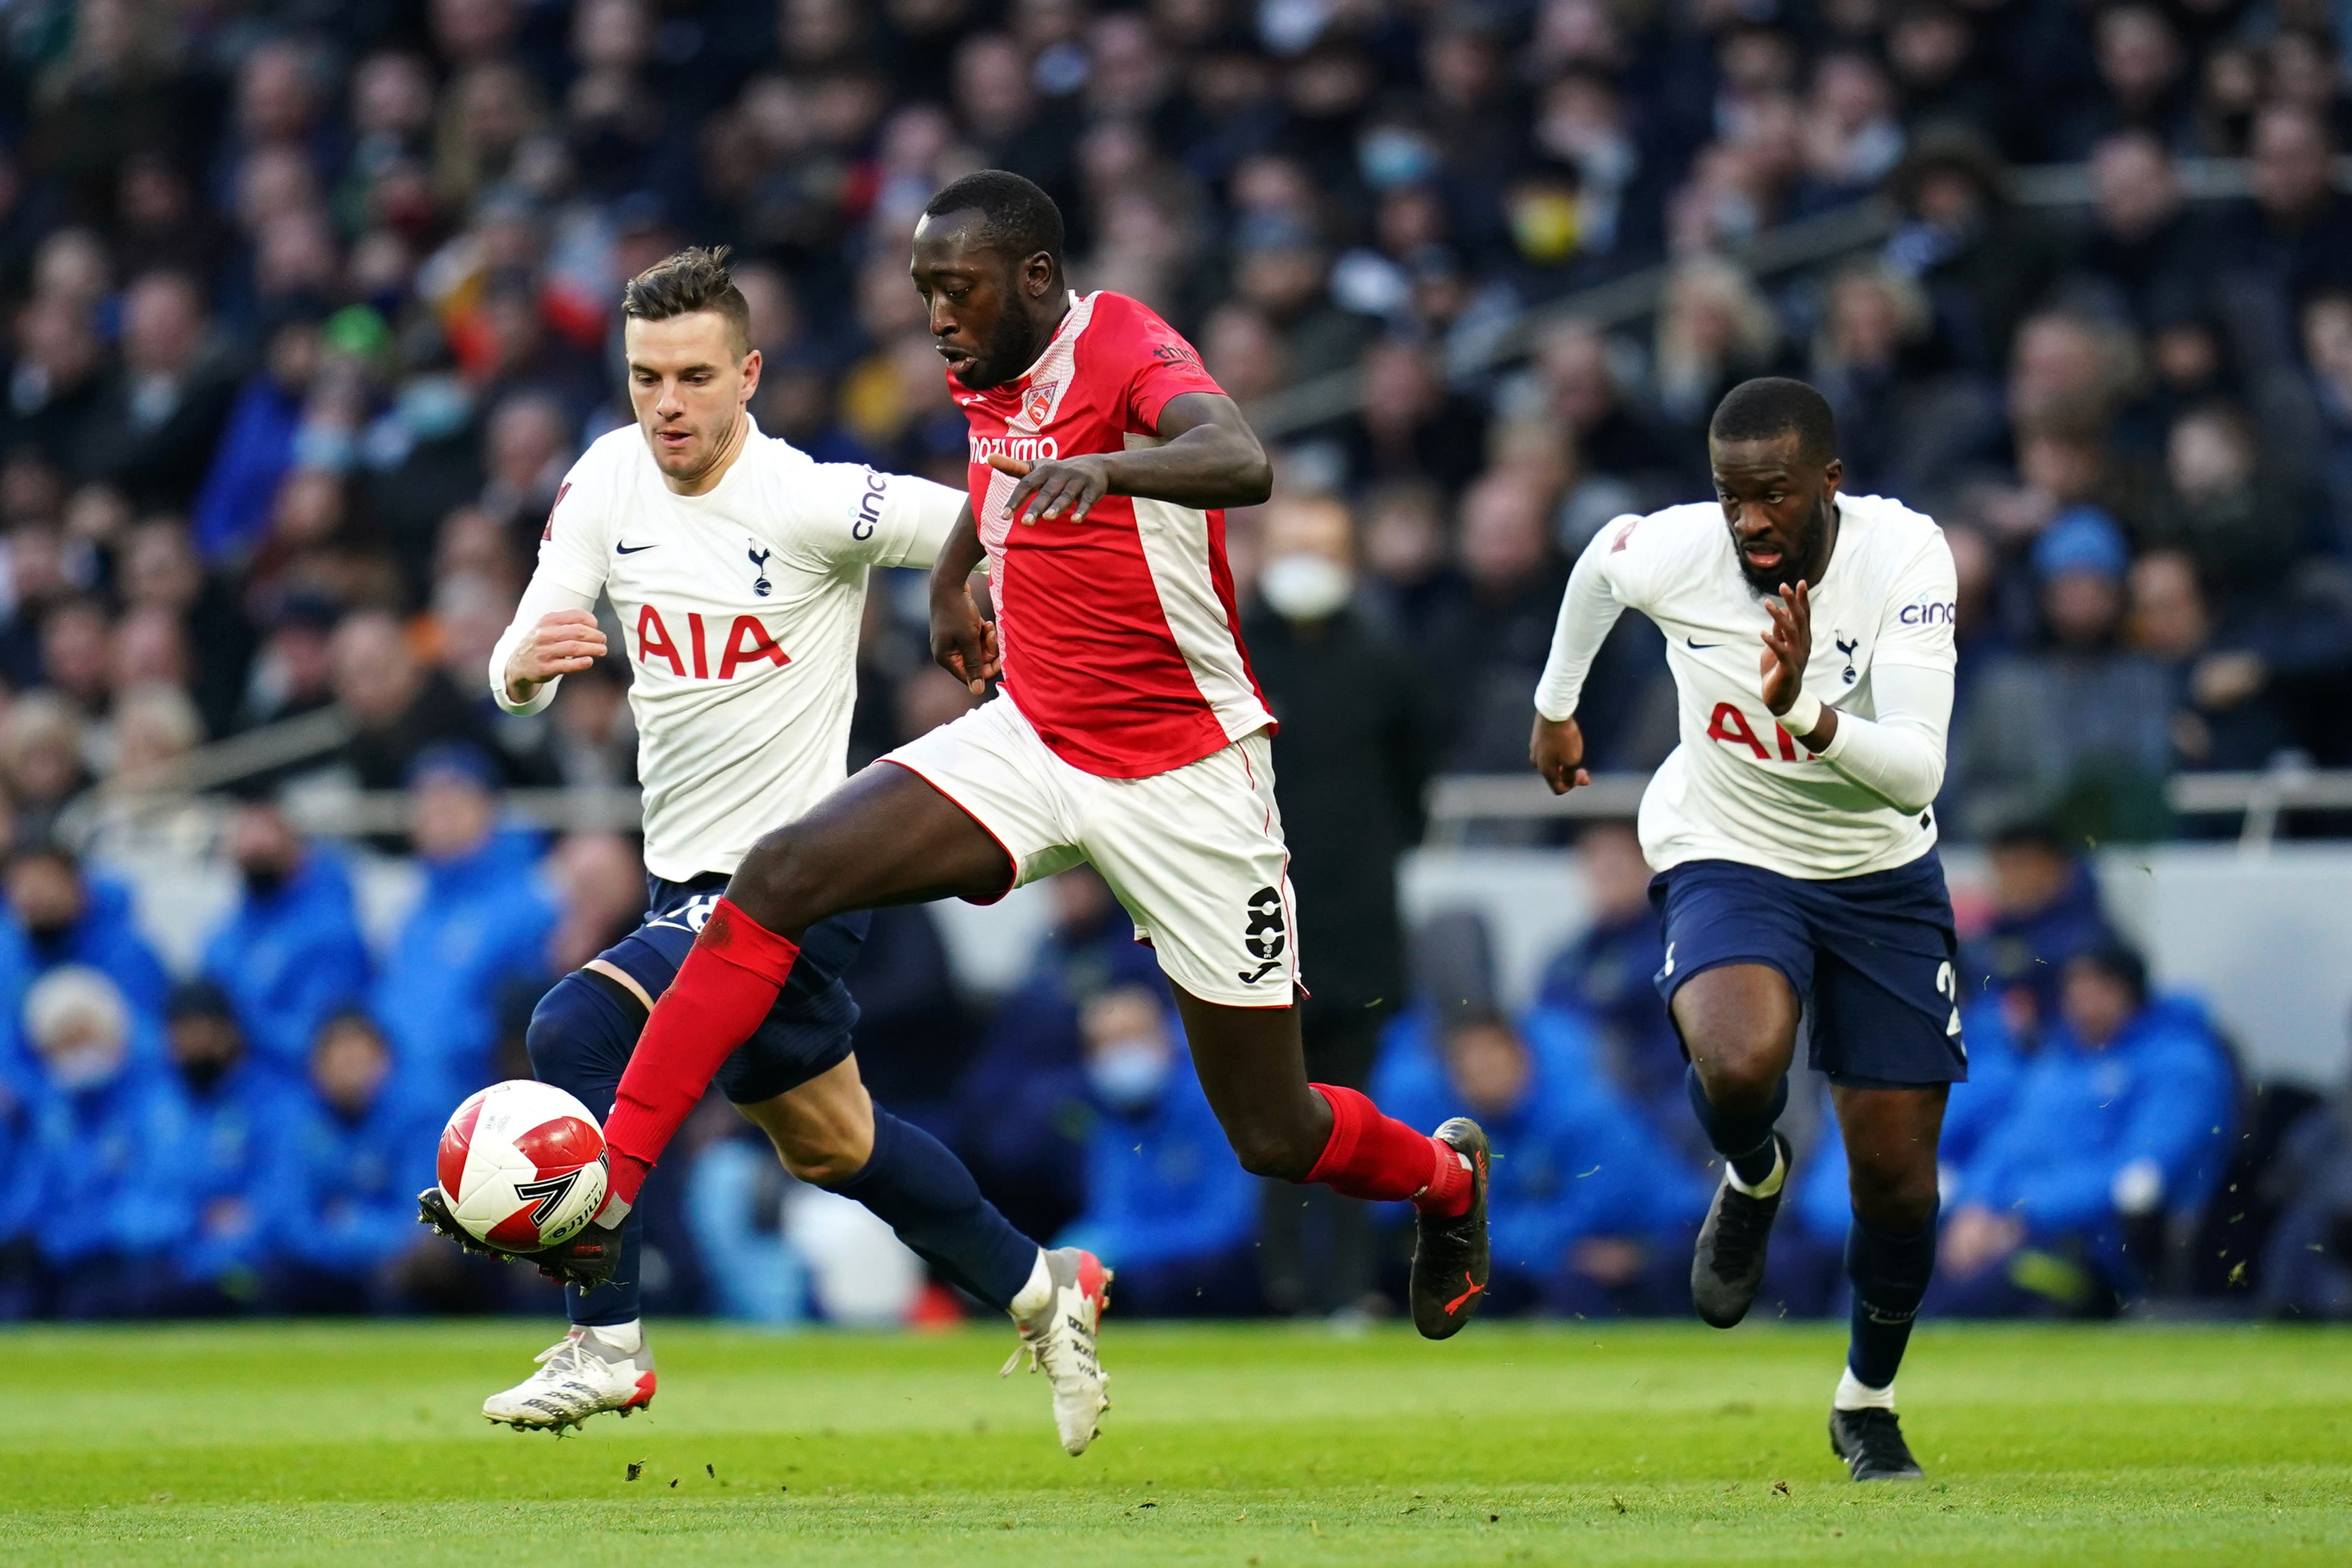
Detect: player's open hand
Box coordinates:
(989, 452, 1114, 526)
(930, 578, 1001, 695)
(1530, 713, 1591, 795)
(1759, 578, 1812, 717)
(505, 609, 607, 701)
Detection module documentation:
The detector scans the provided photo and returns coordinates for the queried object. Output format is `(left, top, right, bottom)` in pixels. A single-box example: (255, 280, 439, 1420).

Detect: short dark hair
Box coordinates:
(2072, 940, 2150, 1005)
(921, 170, 1064, 265)
(1709, 376, 1838, 465)
(621, 245, 750, 353)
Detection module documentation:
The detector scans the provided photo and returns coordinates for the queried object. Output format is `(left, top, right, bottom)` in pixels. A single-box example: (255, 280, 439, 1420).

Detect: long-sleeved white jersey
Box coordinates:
(490, 417, 966, 881)
(1535, 493, 1959, 880)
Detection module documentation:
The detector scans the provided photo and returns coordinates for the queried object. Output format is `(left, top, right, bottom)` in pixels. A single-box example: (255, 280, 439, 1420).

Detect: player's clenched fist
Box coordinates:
(989, 452, 1113, 525)
(504, 608, 608, 703)
(1530, 713, 1592, 796)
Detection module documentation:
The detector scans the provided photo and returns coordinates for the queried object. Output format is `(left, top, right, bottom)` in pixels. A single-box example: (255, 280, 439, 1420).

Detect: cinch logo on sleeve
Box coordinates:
(969, 434, 1061, 464)
(634, 605, 791, 680)
(1707, 701, 1815, 762)
(1899, 600, 1956, 625)
(852, 468, 886, 539)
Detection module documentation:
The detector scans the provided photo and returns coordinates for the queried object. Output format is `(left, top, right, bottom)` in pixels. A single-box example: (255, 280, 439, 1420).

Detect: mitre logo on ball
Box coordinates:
(435, 1080, 609, 1253)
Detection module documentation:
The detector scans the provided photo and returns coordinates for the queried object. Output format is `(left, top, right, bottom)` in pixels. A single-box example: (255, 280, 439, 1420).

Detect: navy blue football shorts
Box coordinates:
(595, 873, 869, 1105)
(1648, 849, 1966, 1087)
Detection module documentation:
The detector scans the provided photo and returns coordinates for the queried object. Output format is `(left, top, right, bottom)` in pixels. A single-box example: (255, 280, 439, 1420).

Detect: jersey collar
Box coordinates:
(1002, 290, 1085, 395)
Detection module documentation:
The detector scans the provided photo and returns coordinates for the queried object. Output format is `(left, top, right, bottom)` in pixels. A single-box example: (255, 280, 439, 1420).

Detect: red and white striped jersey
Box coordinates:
(955, 290, 1273, 779)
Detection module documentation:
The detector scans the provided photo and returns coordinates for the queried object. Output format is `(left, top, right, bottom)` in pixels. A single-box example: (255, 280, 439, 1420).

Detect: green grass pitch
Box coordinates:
(3, 1319, 2346, 1565)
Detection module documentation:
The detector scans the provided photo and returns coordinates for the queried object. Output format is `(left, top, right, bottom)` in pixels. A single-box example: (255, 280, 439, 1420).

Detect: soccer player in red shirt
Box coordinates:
(540, 173, 1489, 1413)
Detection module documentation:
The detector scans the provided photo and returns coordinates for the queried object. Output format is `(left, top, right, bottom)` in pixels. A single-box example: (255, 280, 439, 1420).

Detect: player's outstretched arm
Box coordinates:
(1530, 526, 1629, 793)
(988, 391, 1272, 525)
(927, 503, 1000, 695)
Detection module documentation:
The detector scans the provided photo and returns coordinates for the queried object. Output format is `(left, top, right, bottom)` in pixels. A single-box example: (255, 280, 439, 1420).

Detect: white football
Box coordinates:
(436, 1080, 610, 1253)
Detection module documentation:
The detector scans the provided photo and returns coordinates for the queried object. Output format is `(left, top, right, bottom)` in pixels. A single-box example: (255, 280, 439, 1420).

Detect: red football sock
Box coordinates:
(602, 898, 800, 1204)
(1301, 1084, 1470, 1216)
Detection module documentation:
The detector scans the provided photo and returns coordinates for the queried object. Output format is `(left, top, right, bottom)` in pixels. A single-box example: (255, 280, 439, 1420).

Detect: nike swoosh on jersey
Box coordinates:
(1685, 636, 1721, 649)
(616, 541, 657, 554)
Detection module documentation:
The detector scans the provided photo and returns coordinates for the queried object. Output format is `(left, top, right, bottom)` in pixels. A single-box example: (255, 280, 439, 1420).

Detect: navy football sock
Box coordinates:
(1685, 1064, 1788, 1185)
(827, 1108, 1039, 1312)
(1844, 1205, 1939, 1390)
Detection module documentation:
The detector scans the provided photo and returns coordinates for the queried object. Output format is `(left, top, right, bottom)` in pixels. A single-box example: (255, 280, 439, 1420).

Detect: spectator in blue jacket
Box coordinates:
(144, 982, 284, 1314)
(200, 798, 373, 1087)
(19, 967, 184, 1318)
(1960, 822, 2116, 1024)
(1056, 988, 1260, 1316)
(0, 845, 174, 1036)
(1375, 1004, 1708, 1316)
(957, 869, 1166, 1245)
(1535, 823, 1691, 1159)
(1936, 944, 2236, 1315)
(260, 1012, 444, 1314)
(368, 746, 554, 1098)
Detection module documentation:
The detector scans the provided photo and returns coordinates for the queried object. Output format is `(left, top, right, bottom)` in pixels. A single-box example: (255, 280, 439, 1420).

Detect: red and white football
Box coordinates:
(436, 1080, 610, 1253)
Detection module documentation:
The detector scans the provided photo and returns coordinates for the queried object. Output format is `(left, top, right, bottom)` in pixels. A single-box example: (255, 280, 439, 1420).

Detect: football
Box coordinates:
(435, 1080, 610, 1253)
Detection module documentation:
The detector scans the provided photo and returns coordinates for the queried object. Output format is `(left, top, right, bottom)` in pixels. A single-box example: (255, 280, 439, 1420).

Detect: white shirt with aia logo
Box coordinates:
(490, 417, 966, 881)
(1536, 492, 1959, 881)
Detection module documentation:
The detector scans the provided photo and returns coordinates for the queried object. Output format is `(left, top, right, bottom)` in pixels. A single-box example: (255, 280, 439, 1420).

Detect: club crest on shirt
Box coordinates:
(748, 543, 773, 597)
(1835, 634, 1859, 683)
(1022, 380, 1058, 427)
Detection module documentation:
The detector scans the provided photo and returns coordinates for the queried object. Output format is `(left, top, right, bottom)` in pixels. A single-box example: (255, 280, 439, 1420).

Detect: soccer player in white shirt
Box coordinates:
(1530, 378, 1961, 1482)
(417, 248, 1109, 1454)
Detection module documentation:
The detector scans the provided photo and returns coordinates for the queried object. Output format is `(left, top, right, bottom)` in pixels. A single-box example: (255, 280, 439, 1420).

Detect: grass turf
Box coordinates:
(1, 1319, 2345, 1565)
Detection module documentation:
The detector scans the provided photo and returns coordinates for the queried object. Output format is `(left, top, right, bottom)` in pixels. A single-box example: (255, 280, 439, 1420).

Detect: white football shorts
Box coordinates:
(883, 695, 1299, 1008)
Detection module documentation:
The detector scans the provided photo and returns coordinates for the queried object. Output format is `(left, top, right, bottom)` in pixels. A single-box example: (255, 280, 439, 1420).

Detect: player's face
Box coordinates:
(625, 312, 760, 488)
(1711, 434, 1843, 596)
(910, 210, 1054, 389)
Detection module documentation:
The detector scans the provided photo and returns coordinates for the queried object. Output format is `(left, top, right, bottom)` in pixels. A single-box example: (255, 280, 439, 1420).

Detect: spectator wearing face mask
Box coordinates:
(1057, 988, 1259, 1317)
(198, 797, 373, 1087)
(1372, 1003, 1706, 1316)
(259, 1011, 444, 1314)
(0, 845, 172, 1036)
(147, 981, 285, 1313)
(955, 868, 1161, 1246)
(19, 966, 182, 1318)
(1242, 494, 1440, 1316)
(367, 745, 555, 1098)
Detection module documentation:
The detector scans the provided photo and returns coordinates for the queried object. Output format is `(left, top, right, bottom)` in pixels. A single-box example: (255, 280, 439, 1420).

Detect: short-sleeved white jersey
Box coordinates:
(1545, 493, 1958, 879)
(493, 417, 965, 882)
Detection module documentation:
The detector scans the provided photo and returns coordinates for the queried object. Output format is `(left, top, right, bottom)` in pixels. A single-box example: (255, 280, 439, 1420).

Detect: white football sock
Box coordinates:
(1008, 1250, 1053, 1320)
(585, 1318, 643, 1355)
(1726, 1139, 1786, 1199)
(1834, 1366, 1895, 1411)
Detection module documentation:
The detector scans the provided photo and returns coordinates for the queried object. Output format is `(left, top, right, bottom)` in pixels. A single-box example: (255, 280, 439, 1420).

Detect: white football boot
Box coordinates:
(482, 1324, 657, 1432)
(1002, 1247, 1112, 1455)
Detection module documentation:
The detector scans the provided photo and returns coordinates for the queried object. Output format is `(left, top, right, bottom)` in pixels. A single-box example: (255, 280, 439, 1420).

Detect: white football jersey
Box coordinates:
(1542, 493, 1958, 880)
(492, 417, 966, 882)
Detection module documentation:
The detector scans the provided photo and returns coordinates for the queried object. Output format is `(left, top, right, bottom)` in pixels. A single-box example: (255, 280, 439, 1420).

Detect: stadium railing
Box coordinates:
(1418, 766, 2352, 848)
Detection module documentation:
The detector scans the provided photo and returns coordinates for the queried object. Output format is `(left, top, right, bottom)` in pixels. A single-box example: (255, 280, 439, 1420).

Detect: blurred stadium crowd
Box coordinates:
(6, 0, 2352, 1324)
